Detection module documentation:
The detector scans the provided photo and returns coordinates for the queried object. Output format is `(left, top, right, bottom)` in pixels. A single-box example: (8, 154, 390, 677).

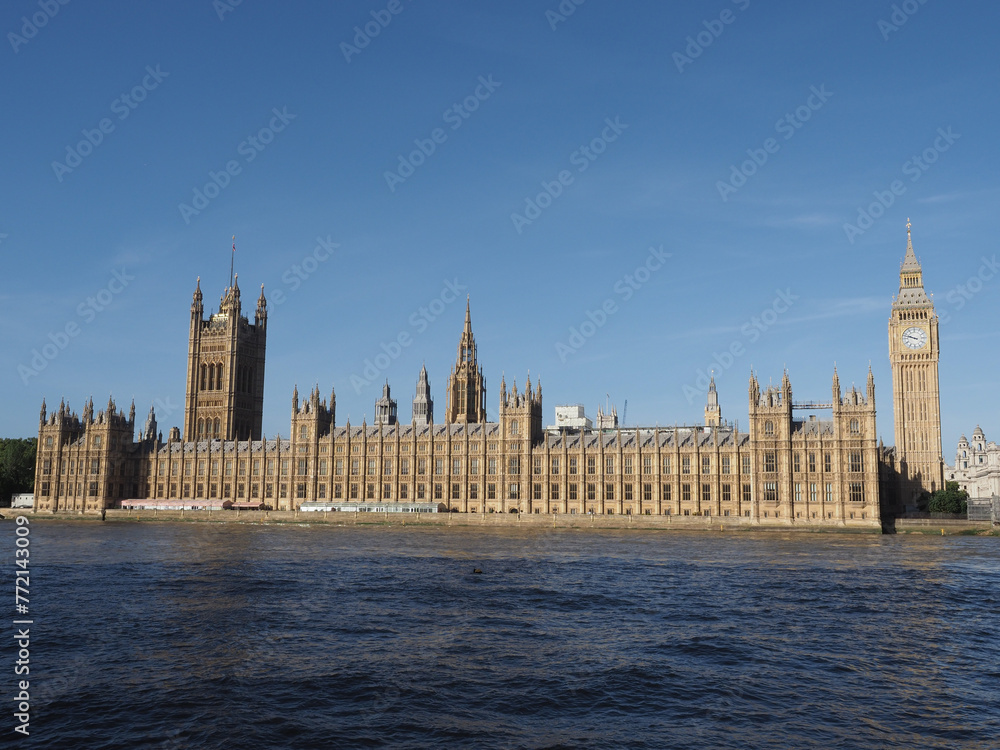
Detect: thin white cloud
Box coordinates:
(783, 297, 885, 325)
(918, 192, 966, 204)
(762, 213, 840, 228)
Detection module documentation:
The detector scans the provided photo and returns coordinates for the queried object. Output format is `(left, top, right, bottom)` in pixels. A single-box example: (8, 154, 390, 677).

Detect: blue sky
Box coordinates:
(2, 0, 997, 460)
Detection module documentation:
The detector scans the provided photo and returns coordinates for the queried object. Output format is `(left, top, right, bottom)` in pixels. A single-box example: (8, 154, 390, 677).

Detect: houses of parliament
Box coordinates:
(32, 225, 944, 526)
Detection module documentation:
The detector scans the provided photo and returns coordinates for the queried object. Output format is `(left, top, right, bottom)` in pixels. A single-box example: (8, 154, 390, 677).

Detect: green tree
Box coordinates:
(927, 481, 969, 515)
(916, 491, 931, 512)
(0, 438, 37, 506)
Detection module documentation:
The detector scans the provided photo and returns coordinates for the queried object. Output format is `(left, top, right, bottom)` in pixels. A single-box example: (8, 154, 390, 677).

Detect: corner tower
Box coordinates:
(888, 220, 943, 501)
(445, 297, 486, 424)
(183, 273, 267, 442)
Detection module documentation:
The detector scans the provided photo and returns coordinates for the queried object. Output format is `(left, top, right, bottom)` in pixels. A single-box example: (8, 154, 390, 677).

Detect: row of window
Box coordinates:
(37, 475, 869, 509)
(330, 455, 758, 477)
(198, 361, 256, 394)
(762, 451, 866, 474)
(763, 481, 866, 503)
(131, 481, 744, 503)
(196, 418, 223, 438)
(199, 363, 225, 391)
(146, 453, 869, 478)
(311, 438, 504, 453)
(126, 480, 855, 504)
(42, 434, 117, 449)
(43, 449, 870, 485)
(42, 458, 102, 475)
(133, 454, 752, 479)
(39, 481, 108, 497)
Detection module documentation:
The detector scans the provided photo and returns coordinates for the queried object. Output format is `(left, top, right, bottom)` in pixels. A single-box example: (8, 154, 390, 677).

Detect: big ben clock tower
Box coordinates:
(889, 220, 944, 505)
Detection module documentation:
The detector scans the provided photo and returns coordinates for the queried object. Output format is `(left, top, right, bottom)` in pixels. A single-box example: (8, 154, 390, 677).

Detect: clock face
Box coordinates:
(902, 326, 927, 349)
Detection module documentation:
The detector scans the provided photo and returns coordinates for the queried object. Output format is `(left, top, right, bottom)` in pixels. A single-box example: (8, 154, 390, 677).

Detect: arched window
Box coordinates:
(510, 420, 519, 436)
(213, 418, 221, 437)
(764, 421, 774, 436)
(200, 364, 207, 390)
(850, 419, 860, 435)
(208, 365, 215, 391)
(197, 418, 204, 438)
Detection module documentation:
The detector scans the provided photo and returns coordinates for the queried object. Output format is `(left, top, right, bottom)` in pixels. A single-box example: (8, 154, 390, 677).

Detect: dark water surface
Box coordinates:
(8, 521, 1000, 749)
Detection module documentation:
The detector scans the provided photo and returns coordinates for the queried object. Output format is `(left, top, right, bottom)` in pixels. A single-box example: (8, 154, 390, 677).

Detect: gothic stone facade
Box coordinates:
(32, 275, 883, 527)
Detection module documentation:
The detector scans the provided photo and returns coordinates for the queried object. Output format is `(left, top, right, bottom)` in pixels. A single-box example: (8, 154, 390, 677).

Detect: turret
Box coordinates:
(375, 381, 397, 425)
(256, 284, 267, 328)
(191, 277, 203, 319)
(748, 371, 760, 410)
(704, 373, 721, 427)
(143, 405, 158, 442)
(412, 364, 433, 425)
(226, 273, 241, 313)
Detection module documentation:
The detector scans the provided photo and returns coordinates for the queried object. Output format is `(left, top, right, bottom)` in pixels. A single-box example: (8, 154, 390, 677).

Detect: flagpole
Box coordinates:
(230, 235, 235, 290)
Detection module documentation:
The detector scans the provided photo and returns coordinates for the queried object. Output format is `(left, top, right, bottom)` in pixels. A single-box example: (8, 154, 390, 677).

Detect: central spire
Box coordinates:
(458, 295, 476, 365)
(445, 296, 486, 424)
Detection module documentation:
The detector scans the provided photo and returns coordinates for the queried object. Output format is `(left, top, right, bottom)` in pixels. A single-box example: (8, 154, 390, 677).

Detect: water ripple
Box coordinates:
(12, 522, 1000, 749)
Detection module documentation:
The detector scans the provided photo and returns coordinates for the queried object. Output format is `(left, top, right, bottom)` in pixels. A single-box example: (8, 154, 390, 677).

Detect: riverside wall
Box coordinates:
(6, 509, 996, 534)
(4, 508, 881, 533)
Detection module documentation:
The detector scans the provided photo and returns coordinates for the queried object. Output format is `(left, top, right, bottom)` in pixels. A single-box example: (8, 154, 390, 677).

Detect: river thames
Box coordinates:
(7, 521, 999, 749)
